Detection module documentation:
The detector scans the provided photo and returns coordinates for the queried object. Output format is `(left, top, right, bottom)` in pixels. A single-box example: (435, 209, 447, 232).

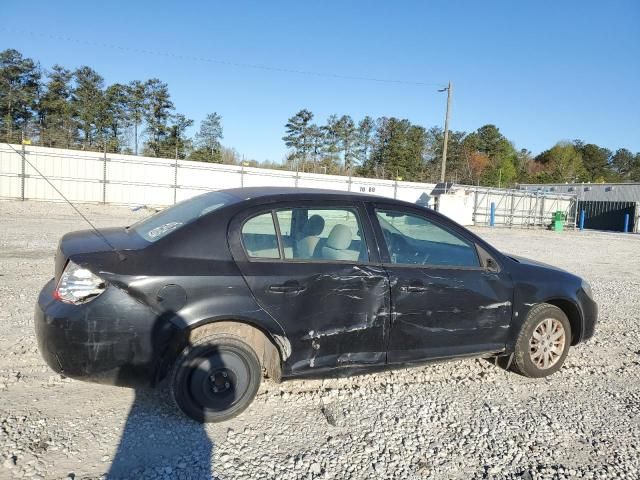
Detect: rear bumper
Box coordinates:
(35, 279, 179, 387)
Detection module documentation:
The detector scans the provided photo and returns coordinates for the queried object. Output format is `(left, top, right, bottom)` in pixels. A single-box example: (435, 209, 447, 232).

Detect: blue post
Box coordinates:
(623, 213, 630, 233)
(579, 210, 585, 231)
(490, 202, 496, 227)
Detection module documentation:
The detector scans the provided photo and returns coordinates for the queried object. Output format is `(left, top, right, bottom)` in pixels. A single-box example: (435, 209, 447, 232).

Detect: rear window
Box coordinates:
(131, 191, 237, 242)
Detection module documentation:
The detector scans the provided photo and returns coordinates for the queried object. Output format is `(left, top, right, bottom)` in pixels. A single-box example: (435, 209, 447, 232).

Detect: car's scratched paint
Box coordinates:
(35, 279, 178, 387)
(231, 264, 391, 374)
(384, 266, 514, 363)
(506, 257, 597, 348)
(34, 187, 598, 389)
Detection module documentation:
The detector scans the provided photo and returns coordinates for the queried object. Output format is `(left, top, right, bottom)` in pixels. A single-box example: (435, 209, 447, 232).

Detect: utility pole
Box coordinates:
(439, 81, 453, 183)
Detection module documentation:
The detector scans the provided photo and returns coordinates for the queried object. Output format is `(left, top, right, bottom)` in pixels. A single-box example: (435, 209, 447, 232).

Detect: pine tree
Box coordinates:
(574, 141, 612, 181)
(102, 83, 129, 152)
(193, 112, 223, 162)
(611, 148, 635, 179)
(464, 124, 518, 186)
(321, 114, 341, 168)
(39, 64, 76, 148)
(126, 80, 147, 155)
(355, 116, 374, 167)
(0, 49, 40, 142)
(72, 66, 104, 148)
(368, 117, 427, 181)
(282, 109, 314, 164)
(143, 78, 174, 157)
(336, 115, 356, 172)
(308, 124, 324, 171)
(162, 113, 194, 159)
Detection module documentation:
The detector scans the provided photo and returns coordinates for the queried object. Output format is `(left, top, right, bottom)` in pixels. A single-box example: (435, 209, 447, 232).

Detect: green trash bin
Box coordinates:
(553, 211, 564, 232)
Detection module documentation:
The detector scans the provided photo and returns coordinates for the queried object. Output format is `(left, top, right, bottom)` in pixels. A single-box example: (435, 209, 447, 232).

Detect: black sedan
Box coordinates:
(35, 187, 598, 422)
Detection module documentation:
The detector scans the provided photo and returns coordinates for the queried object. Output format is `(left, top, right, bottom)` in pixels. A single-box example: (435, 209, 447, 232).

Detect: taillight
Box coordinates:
(54, 260, 106, 304)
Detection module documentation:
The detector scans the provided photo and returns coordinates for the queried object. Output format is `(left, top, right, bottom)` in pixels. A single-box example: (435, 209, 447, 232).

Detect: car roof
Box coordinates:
(222, 186, 398, 203)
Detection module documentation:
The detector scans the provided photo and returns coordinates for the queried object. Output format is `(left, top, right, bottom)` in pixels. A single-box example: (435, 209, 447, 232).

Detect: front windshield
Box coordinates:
(131, 191, 238, 242)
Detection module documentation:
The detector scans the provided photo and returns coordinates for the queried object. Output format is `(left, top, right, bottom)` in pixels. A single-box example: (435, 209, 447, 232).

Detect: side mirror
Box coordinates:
(476, 244, 501, 273)
(485, 257, 500, 273)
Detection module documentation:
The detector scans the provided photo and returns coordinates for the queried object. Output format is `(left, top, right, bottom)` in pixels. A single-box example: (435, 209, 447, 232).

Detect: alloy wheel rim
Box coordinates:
(529, 318, 566, 369)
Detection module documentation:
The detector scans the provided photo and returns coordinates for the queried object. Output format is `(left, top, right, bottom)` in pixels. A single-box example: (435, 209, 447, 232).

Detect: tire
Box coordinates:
(511, 303, 572, 378)
(170, 334, 261, 423)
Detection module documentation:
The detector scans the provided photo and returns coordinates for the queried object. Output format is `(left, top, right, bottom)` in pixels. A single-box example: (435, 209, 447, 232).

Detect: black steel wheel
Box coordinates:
(170, 334, 261, 423)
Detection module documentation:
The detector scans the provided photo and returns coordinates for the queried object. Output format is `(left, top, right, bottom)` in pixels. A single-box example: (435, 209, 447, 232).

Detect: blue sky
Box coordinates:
(2, 0, 639, 162)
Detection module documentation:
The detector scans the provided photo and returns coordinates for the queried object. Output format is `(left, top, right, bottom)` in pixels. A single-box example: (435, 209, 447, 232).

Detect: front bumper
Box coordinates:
(35, 279, 179, 387)
(578, 289, 598, 343)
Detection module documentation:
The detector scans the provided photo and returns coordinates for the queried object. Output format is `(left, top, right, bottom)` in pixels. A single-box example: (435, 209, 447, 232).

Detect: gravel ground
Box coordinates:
(0, 199, 639, 480)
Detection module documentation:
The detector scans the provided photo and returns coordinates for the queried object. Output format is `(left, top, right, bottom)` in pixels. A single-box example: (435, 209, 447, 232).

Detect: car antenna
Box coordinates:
(4, 141, 126, 261)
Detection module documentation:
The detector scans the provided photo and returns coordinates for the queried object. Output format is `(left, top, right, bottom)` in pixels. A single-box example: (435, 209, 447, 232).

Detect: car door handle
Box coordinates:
(268, 282, 306, 293)
(400, 284, 428, 293)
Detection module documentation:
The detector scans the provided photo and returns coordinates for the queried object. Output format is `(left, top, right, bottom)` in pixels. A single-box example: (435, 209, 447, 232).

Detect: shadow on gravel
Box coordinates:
(107, 388, 214, 479)
(106, 313, 216, 479)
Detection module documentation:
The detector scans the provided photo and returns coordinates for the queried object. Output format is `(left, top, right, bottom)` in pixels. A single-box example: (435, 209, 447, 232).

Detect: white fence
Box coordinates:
(0, 144, 436, 206)
(0, 143, 576, 228)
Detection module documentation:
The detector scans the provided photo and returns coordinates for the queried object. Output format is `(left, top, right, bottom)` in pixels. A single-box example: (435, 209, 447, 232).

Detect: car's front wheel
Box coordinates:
(512, 303, 572, 378)
(170, 334, 261, 422)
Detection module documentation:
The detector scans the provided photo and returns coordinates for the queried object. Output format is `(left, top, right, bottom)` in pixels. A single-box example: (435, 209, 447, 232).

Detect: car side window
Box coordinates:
(375, 209, 479, 267)
(276, 208, 368, 262)
(241, 212, 280, 259)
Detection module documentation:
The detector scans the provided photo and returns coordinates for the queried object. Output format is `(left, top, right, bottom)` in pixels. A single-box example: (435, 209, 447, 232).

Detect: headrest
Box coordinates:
(302, 214, 325, 236)
(326, 224, 352, 250)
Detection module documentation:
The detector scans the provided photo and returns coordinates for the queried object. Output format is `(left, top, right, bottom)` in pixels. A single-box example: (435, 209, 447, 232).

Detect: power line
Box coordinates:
(0, 27, 445, 88)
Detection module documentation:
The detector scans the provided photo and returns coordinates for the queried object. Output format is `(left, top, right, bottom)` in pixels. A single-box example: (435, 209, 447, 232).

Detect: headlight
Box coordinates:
(581, 280, 593, 299)
(54, 260, 106, 304)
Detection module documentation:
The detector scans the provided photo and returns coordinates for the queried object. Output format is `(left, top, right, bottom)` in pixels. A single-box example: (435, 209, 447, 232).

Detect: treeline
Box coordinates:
(283, 109, 640, 185)
(2, 49, 639, 186)
(0, 48, 238, 163)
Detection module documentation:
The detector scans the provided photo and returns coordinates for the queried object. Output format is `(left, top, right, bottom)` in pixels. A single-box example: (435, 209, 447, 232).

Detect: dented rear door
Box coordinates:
(228, 201, 390, 376)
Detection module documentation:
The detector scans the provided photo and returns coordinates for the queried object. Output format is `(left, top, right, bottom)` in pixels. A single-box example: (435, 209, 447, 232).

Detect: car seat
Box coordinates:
(296, 214, 325, 258)
(321, 224, 358, 261)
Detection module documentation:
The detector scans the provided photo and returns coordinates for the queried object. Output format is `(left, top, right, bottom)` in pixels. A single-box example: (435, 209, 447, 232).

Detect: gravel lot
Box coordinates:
(1, 200, 639, 480)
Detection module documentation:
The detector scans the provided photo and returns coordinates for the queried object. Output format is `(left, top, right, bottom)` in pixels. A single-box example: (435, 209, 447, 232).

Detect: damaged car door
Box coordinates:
(371, 206, 513, 363)
(228, 202, 390, 375)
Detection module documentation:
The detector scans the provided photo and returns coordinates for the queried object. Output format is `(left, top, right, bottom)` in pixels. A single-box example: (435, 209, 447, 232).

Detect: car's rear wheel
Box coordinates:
(170, 334, 261, 423)
(512, 303, 571, 378)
